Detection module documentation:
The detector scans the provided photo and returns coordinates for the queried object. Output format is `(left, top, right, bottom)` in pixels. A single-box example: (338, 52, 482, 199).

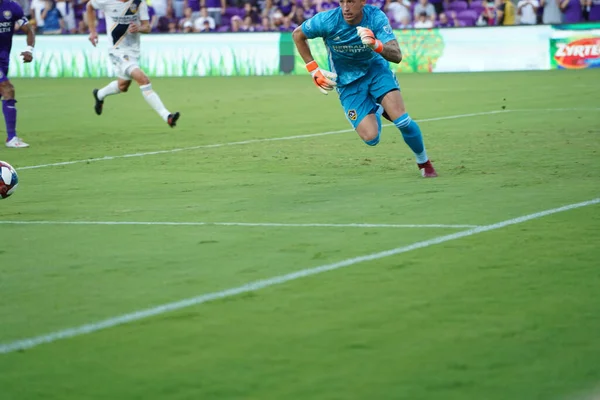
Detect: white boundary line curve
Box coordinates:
(1, 197, 598, 354)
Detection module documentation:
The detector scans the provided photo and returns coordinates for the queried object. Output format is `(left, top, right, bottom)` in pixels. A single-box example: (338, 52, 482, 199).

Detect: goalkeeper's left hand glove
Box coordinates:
(356, 26, 383, 53)
(306, 60, 338, 95)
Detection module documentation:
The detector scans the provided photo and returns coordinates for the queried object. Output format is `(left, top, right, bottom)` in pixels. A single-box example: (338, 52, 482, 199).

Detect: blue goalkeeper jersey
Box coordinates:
(301, 5, 396, 87)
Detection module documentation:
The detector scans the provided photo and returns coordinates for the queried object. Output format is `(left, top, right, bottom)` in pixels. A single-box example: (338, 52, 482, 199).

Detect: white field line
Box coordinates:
(1, 197, 598, 355)
(16, 110, 509, 171)
(0, 220, 479, 229)
(514, 107, 600, 112)
(15, 107, 600, 172)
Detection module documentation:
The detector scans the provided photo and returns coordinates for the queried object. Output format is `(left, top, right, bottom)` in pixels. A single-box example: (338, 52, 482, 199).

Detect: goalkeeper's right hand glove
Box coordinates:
(306, 60, 337, 95)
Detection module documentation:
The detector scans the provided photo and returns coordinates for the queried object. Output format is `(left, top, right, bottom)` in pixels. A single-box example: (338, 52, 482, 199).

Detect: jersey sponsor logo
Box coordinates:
(332, 44, 371, 53)
(347, 109, 357, 121)
(0, 21, 12, 32)
(3, 10, 12, 20)
(112, 15, 138, 23)
(110, 0, 142, 46)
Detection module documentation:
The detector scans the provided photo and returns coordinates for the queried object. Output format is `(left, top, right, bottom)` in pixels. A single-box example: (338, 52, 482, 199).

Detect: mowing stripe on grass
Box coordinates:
(16, 110, 509, 171)
(0, 221, 479, 229)
(1, 197, 598, 355)
(15, 108, 599, 172)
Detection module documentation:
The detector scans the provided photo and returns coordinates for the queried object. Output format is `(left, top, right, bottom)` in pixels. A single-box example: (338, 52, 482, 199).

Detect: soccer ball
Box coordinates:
(0, 161, 18, 199)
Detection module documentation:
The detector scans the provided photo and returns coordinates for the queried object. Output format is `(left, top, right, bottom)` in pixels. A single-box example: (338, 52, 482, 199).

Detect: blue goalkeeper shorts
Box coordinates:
(337, 64, 400, 129)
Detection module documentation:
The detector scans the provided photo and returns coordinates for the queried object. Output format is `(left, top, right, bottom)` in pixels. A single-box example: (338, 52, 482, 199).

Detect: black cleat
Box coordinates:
(92, 89, 103, 116)
(167, 112, 180, 128)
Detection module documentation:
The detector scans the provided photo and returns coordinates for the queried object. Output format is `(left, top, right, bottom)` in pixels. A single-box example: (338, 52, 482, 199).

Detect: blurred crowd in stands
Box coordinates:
(14, 0, 600, 34)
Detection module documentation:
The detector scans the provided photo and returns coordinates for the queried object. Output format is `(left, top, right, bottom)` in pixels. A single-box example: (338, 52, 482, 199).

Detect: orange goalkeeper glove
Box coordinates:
(306, 60, 337, 95)
(356, 26, 383, 53)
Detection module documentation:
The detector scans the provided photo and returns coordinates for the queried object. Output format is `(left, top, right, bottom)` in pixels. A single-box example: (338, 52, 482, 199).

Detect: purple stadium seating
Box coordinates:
(447, 1, 469, 11)
(456, 9, 478, 25)
(469, 0, 485, 13)
(391, 21, 411, 28)
(224, 6, 241, 17)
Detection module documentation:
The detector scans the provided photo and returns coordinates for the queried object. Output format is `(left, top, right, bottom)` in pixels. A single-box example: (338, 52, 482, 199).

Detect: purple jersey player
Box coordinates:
(0, 0, 35, 148)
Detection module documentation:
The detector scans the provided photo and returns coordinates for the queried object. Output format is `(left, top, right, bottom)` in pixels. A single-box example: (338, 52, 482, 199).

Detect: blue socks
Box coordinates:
(364, 134, 380, 146)
(362, 110, 429, 164)
(394, 113, 428, 164)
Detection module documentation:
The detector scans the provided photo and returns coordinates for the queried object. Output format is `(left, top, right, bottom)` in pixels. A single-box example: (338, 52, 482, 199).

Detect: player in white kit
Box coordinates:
(87, 0, 180, 127)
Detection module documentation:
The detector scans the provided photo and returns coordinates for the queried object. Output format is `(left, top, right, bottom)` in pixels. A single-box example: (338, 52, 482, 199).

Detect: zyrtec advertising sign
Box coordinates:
(551, 36, 600, 69)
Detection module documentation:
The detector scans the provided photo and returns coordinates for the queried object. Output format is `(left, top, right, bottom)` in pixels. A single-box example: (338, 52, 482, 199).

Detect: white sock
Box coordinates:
(415, 151, 429, 165)
(97, 81, 120, 100)
(140, 84, 170, 122)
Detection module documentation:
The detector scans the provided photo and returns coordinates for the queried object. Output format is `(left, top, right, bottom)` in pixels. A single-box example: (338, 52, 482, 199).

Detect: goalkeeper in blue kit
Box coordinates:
(292, 0, 438, 177)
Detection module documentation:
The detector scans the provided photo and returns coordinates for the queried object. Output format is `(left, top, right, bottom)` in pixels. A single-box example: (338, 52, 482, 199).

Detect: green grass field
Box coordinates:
(1, 70, 599, 400)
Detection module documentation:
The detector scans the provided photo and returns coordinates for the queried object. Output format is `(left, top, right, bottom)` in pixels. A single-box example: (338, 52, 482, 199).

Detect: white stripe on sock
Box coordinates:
(395, 116, 412, 128)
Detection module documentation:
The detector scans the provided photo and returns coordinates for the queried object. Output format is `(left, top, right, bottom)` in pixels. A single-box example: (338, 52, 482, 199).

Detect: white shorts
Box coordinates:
(109, 53, 140, 80)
